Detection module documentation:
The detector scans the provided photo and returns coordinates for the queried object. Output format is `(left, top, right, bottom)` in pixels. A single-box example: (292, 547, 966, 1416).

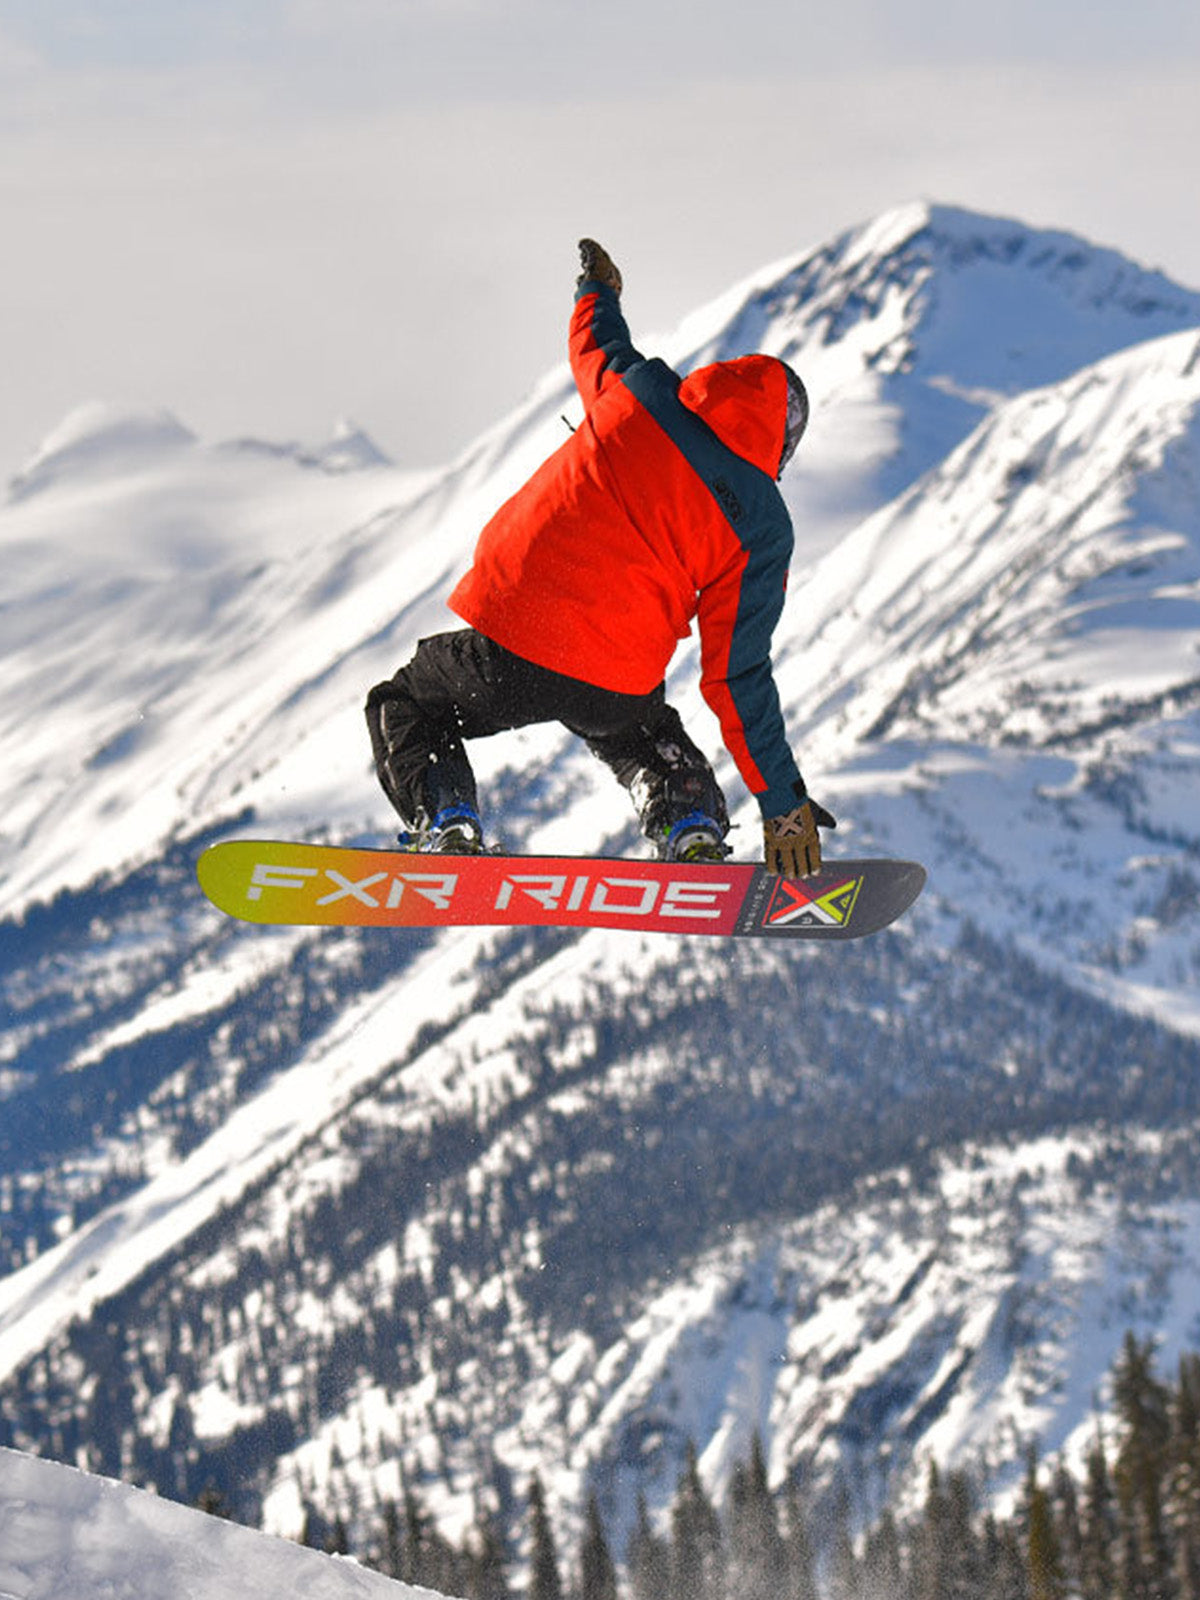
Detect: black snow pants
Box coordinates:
(364, 629, 728, 843)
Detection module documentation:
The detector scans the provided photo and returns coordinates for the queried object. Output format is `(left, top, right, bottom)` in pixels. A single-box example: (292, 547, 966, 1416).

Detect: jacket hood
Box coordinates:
(677, 355, 790, 477)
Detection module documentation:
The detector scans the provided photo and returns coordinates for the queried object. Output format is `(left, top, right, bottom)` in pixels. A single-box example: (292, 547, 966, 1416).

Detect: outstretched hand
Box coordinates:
(577, 238, 622, 296)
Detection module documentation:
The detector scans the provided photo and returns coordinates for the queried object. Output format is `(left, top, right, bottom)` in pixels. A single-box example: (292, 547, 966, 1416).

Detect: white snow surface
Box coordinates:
(0, 923, 501, 1383)
(0, 1446, 421, 1599)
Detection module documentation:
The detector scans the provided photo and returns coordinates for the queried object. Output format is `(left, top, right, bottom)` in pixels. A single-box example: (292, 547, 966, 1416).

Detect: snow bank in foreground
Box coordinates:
(0, 1447, 434, 1600)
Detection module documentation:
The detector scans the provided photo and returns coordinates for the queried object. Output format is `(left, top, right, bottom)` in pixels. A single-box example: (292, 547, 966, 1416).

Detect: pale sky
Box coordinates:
(2, 0, 1198, 479)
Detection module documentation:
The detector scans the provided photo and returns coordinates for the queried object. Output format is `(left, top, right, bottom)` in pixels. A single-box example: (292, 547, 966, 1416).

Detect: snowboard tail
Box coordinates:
(197, 840, 925, 941)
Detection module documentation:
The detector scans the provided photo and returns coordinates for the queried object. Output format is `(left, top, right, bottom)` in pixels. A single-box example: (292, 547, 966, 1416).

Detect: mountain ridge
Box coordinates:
(2, 201, 1200, 1570)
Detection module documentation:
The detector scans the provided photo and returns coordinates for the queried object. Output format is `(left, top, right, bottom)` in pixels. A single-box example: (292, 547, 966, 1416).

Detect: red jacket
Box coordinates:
(450, 283, 802, 816)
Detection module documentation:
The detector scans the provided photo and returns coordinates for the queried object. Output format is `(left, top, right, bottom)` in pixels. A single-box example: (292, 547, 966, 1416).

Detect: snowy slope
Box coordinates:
(782, 323, 1200, 1028)
(0, 1446, 420, 1599)
(0, 406, 441, 914)
(466, 1125, 1200, 1552)
(3, 202, 1200, 1569)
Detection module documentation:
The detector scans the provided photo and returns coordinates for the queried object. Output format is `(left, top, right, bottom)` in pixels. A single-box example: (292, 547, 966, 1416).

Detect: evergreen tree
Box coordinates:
(468, 1507, 510, 1600)
(1080, 1437, 1119, 1600)
(85, 1358, 133, 1479)
(1026, 1483, 1065, 1600)
(728, 1433, 787, 1600)
(401, 1487, 432, 1586)
(299, 1502, 327, 1550)
(781, 1480, 820, 1600)
(1170, 1353, 1200, 1600)
(528, 1475, 563, 1600)
(195, 1482, 232, 1520)
(167, 1395, 195, 1501)
(826, 1480, 860, 1600)
(579, 1494, 617, 1600)
(1051, 1460, 1084, 1598)
(981, 1512, 1029, 1600)
(378, 1498, 403, 1580)
(944, 1468, 985, 1600)
(1114, 1333, 1173, 1600)
(670, 1442, 724, 1600)
(324, 1514, 351, 1556)
(860, 1508, 904, 1600)
(909, 1459, 952, 1600)
(627, 1494, 671, 1600)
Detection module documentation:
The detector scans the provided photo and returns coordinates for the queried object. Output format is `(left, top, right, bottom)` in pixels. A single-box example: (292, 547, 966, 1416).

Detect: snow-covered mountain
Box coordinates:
(2, 201, 1200, 1573)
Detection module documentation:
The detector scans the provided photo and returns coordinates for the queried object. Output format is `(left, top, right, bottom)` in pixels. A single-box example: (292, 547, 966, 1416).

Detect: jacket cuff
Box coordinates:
(756, 777, 808, 819)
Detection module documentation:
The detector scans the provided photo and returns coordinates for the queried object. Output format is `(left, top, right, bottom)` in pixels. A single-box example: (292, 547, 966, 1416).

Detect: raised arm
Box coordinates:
(569, 238, 644, 410)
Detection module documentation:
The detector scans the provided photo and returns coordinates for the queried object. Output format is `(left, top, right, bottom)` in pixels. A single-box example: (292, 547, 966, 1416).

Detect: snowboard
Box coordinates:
(197, 839, 925, 942)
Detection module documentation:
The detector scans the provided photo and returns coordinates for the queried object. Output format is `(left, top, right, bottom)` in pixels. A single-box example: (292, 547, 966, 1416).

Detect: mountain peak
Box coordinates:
(8, 403, 196, 501)
(682, 201, 1200, 382)
(9, 407, 394, 506)
(834, 197, 933, 268)
(219, 418, 393, 474)
(788, 200, 1200, 379)
(311, 418, 392, 473)
(661, 202, 1200, 550)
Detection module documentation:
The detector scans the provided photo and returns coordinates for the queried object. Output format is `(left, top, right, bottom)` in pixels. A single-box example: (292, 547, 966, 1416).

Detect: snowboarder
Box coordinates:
(366, 239, 836, 875)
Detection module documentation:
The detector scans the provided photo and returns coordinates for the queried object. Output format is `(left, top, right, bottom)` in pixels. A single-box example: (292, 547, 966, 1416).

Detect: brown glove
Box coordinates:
(577, 238, 623, 296)
(763, 800, 837, 877)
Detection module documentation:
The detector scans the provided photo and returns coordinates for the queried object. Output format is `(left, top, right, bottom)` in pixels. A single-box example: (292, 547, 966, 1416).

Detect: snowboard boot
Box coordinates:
(399, 803, 486, 855)
(659, 811, 731, 864)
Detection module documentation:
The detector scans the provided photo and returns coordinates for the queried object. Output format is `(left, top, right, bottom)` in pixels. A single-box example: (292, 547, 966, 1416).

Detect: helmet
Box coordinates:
(778, 365, 809, 478)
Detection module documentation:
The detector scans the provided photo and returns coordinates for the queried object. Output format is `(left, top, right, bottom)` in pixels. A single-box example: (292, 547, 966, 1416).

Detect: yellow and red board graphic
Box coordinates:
(198, 841, 925, 943)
